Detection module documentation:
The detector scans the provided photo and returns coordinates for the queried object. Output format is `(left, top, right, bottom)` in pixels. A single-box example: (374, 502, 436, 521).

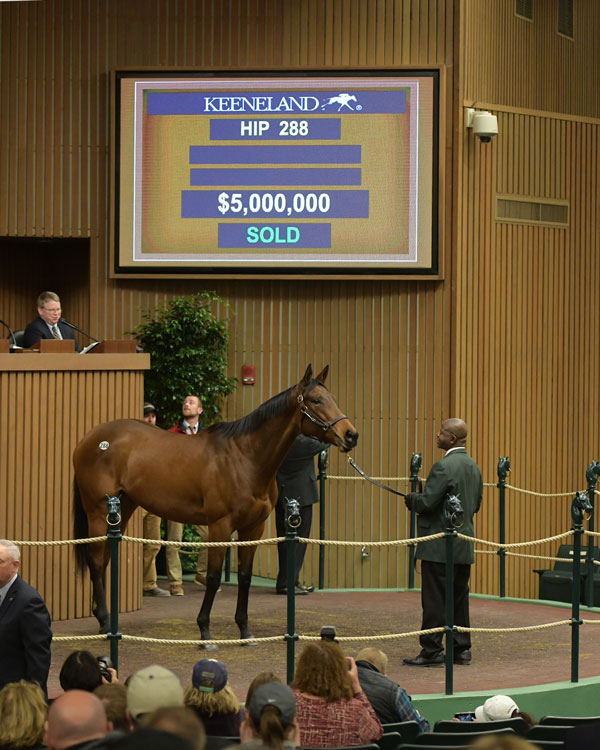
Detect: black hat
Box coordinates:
(249, 682, 296, 728)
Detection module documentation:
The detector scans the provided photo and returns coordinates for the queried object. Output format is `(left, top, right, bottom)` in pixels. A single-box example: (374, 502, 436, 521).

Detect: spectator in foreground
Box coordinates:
(245, 672, 283, 708)
(145, 706, 206, 750)
(184, 659, 245, 736)
(0, 680, 47, 749)
(125, 665, 184, 728)
(60, 650, 103, 692)
(242, 681, 300, 750)
(44, 690, 117, 750)
(291, 641, 382, 748)
(94, 683, 130, 733)
(355, 646, 430, 731)
(475, 695, 535, 730)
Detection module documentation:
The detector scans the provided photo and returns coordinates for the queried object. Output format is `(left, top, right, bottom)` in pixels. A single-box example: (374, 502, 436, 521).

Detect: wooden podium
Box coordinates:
(0, 344, 150, 622)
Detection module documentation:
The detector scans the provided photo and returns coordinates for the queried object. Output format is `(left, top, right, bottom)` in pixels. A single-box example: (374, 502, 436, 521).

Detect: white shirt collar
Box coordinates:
(0, 573, 18, 603)
(445, 446, 466, 456)
(182, 419, 198, 434)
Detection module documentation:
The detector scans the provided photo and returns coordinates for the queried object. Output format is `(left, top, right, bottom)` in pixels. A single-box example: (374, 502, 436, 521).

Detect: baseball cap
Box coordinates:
(475, 694, 519, 722)
(248, 682, 296, 728)
(192, 659, 228, 693)
(126, 665, 184, 718)
(143, 402, 156, 415)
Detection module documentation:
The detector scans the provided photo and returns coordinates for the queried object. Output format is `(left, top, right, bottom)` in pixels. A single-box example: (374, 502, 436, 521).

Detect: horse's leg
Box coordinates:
(85, 495, 137, 633)
(196, 530, 228, 650)
(234, 521, 266, 643)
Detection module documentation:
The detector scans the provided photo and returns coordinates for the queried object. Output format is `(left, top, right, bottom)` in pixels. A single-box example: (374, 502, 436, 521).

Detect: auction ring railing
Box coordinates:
(14, 488, 600, 696)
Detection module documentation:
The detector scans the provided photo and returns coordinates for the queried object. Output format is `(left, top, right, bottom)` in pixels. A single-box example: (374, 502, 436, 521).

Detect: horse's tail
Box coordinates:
(73, 477, 89, 571)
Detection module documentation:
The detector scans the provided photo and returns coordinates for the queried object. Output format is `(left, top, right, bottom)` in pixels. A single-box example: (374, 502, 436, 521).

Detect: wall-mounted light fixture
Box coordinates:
(465, 107, 498, 143)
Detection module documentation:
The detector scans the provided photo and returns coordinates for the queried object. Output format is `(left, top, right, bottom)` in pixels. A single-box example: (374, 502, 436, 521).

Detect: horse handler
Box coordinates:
(402, 418, 483, 667)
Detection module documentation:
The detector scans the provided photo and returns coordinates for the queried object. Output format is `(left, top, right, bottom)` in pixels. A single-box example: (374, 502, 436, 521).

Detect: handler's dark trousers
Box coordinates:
(275, 500, 313, 590)
(419, 560, 472, 658)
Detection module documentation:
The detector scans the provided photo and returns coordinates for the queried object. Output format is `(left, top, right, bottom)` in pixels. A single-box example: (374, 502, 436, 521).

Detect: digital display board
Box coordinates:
(113, 71, 440, 277)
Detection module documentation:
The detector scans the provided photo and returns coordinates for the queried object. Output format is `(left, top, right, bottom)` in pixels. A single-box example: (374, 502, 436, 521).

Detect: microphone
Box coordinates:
(0, 318, 20, 349)
(60, 318, 100, 343)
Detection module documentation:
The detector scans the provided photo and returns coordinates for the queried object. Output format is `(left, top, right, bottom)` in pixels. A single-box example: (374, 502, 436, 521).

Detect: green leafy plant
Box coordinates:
(131, 292, 237, 428)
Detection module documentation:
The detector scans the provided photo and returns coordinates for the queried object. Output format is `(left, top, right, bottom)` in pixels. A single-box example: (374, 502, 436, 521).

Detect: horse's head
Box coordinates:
(296, 364, 359, 453)
(572, 491, 592, 525)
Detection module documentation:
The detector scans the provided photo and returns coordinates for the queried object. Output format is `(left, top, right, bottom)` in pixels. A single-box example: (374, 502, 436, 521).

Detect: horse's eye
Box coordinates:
(310, 398, 321, 405)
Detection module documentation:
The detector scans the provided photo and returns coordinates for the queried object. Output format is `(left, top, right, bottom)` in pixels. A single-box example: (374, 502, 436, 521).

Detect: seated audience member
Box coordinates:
(470, 736, 537, 750)
(146, 706, 206, 750)
(291, 641, 383, 748)
(241, 681, 300, 750)
(0, 680, 48, 749)
(60, 650, 115, 692)
(245, 672, 283, 708)
(94, 684, 130, 733)
(44, 690, 119, 750)
(475, 695, 535, 730)
(184, 659, 245, 736)
(355, 646, 430, 731)
(125, 664, 184, 728)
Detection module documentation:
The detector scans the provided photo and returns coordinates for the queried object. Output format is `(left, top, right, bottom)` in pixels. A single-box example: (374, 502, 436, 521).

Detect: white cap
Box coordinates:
(126, 664, 184, 718)
(475, 694, 519, 722)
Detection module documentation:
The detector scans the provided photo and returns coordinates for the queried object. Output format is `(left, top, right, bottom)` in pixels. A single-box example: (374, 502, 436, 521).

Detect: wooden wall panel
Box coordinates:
(454, 109, 600, 599)
(0, 357, 147, 620)
(461, 0, 600, 119)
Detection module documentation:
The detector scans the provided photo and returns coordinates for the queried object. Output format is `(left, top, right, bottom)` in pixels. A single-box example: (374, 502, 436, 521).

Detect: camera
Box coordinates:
(320, 625, 338, 642)
(454, 712, 476, 722)
(97, 656, 113, 682)
(465, 108, 498, 143)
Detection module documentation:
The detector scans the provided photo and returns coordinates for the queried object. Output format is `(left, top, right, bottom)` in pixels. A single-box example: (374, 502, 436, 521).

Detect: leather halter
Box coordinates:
(297, 393, 348, 449)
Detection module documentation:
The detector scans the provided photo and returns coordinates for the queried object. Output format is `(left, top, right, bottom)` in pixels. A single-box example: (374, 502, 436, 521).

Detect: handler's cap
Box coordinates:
(248, 682, 296, 728)
(192, 659, 228, 693)
(143, 402, 156, 415)
(126, 664, 184, 718)
(475, 694, 519, 722)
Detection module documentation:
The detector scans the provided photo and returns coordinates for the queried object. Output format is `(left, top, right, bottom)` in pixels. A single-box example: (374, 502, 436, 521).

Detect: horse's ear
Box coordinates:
(301, 364, 313, 387)
(315, 365, 329, 384)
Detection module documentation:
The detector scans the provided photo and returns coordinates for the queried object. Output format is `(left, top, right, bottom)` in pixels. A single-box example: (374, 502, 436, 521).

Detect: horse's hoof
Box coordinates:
(242, 638, 259, 647)
(199, 642, 218, 651)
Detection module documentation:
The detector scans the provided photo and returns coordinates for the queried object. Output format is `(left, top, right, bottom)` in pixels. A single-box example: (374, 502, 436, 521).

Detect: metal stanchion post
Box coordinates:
(443, 493, 463, 696)
(318, 449, 328, 590)
(570, 492, 591, 682)
(284, 498, 301, 684)
(497, 457, 510, 597)
(106, 494, 123, 671)
(585, 462, 600, 607)
(408, 453, 421, 589)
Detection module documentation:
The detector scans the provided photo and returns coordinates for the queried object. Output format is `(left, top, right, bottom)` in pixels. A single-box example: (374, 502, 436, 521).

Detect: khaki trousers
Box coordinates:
(166, 521, 208, 586)
(142, 511, 162, 591)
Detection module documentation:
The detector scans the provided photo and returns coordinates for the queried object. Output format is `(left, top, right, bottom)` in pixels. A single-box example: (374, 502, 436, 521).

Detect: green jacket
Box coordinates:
(405, 448, 483, 564)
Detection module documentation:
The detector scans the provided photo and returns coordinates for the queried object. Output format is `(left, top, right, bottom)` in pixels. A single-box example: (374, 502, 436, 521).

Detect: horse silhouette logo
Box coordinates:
(321, 93, 359, 111)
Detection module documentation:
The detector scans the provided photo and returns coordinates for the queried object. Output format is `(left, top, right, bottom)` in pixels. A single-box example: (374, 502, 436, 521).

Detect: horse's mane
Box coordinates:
(207, 379, 324, 439)
(207, 386, 294, 438)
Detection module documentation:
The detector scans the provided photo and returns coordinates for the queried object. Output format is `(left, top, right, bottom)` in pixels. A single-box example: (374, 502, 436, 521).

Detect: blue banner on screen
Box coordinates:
(210, 118, 342, 140)
(219, 223, 331, 248)
(189, 145, 361, 164)
(190, 168, 361, 186)
(182, 190, 369, 219)
(148, 91, 406, 115)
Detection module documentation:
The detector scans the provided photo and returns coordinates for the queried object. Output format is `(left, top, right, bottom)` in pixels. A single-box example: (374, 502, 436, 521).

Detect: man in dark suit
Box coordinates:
(0, 539, 53, 695)
(402, 418, 483, 667)
(23, 291, 80, 351)
(275, 434, 329, 595)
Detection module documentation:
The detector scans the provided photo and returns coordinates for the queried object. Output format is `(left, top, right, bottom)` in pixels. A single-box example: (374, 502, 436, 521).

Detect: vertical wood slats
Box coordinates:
(0, 0, 599, 612)
(0, 359, 145, 620)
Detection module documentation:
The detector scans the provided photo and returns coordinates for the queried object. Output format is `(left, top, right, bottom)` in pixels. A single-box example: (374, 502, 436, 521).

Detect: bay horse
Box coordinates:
(72, 365, 358, 645)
